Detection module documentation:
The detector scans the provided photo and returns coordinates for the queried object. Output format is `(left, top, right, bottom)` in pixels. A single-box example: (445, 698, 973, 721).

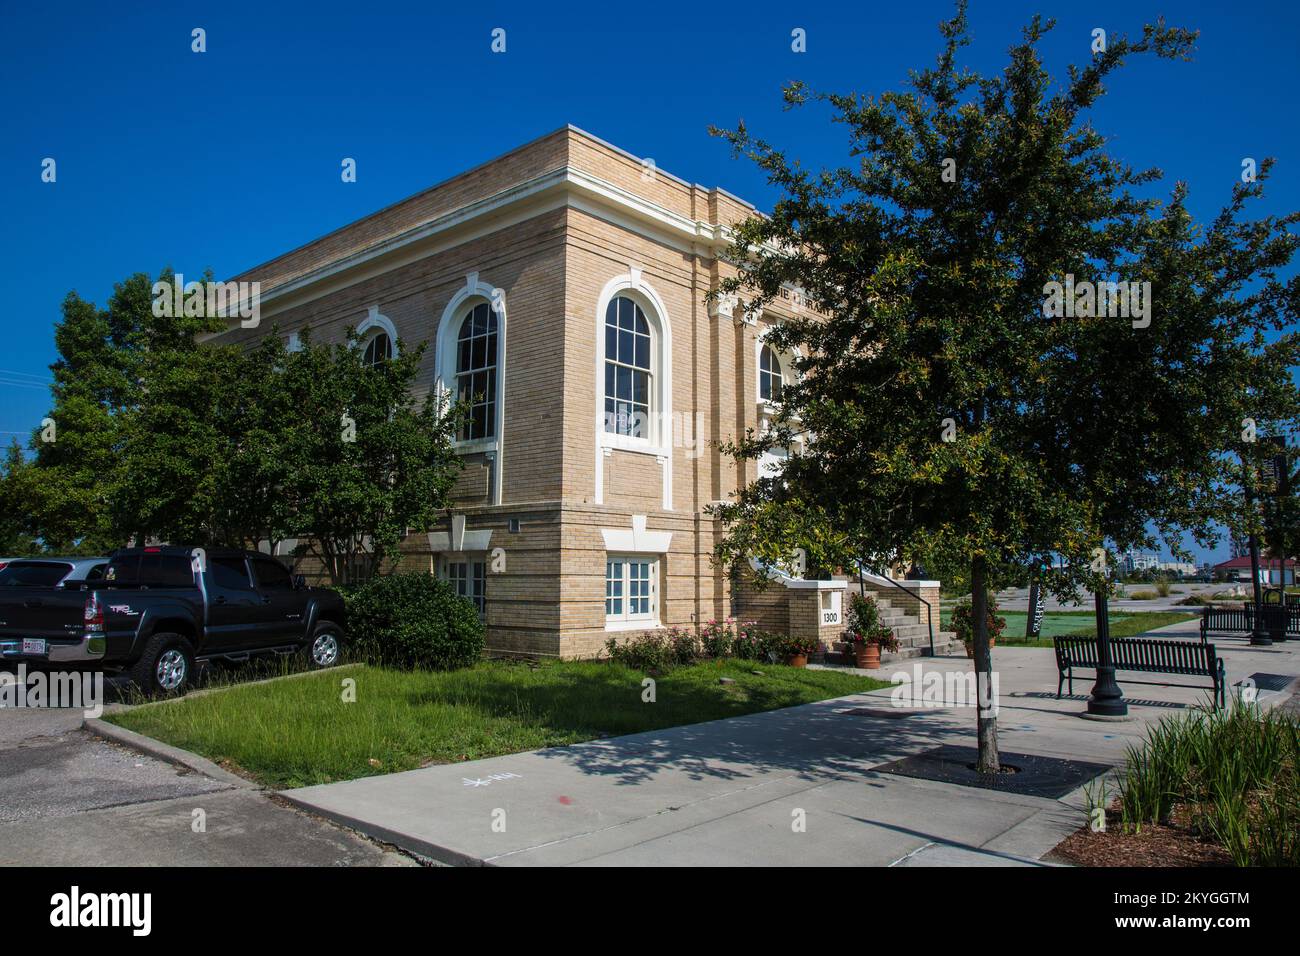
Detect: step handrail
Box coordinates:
(854, 559, 935, 657)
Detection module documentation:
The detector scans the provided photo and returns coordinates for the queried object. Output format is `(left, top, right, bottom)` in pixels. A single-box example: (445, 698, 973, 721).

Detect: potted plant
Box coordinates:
(779, 634, 820, 668)
(951, 595, 1007, 657)
(843, 594, 900, 668)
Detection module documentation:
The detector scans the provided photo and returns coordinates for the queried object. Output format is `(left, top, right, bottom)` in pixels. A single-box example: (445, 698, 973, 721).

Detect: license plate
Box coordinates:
(21, 639, 46, 655)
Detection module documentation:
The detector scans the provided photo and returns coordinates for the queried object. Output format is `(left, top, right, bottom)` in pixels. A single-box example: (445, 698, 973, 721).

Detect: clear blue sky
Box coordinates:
(1, 0, 1296, 562)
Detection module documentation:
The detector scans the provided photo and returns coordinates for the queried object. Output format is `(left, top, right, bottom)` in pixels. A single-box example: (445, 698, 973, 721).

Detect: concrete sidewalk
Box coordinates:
(283, 629, 1299, 867)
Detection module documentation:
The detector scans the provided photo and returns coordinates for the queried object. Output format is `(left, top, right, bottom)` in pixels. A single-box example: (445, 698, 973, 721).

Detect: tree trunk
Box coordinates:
(971, 557, 1000, 773)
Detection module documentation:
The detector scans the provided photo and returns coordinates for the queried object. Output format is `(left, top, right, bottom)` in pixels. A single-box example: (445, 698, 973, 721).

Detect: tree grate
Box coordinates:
(1241, 673, 1295, 693)
(872, 745, 1111, 799)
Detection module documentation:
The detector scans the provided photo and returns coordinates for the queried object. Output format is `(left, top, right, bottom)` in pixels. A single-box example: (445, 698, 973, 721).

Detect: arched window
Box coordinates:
(361, 331, 393, 367)
(759, 344, 784, 402)
(603, 296, 652, 439)
(456, 302, 497, 441)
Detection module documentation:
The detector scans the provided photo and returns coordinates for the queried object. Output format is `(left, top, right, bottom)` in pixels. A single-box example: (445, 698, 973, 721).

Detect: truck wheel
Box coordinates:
(130, 633, 195, 697)
(305, 624, 342, 669)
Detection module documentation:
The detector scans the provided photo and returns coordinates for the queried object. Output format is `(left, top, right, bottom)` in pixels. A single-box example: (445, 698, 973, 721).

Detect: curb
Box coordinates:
(83, 717, 261, 791)
(275, 793, 488, 866)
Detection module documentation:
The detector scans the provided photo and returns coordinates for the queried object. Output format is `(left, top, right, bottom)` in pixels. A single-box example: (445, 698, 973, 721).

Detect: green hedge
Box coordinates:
(343, 572, 484, 670)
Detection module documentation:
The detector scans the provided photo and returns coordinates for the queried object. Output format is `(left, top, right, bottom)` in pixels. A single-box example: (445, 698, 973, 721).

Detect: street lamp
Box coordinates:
(1243, 454, 1273, 646)
(1087, 556, 1127, 717)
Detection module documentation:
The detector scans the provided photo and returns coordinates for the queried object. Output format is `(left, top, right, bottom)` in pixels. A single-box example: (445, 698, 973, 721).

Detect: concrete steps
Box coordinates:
(884, 632, 966, 661)
(836, 586, 966, 662)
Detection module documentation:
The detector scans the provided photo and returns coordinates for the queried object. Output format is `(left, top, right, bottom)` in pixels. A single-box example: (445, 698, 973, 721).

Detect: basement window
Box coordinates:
(605, 555, 657, 629)
(444, 559, 486, 618)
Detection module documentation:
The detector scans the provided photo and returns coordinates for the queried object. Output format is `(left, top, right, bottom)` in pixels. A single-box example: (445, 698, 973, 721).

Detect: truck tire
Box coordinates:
(304, 623, 342, 669)
(129, 633, 196, 697)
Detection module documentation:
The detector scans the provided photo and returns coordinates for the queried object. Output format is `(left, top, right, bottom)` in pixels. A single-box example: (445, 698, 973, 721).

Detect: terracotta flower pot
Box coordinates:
(855, 643, 881, 669)
(787, 653, 808, 668)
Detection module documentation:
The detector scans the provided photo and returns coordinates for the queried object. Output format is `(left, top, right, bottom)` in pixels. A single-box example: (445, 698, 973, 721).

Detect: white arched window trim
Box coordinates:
(755, 325, 804, 479)
(594, 268, 672, 510)
(754, 326, 799, 409)
(435, 273, 506, 505)
(357, 306, 399, 359)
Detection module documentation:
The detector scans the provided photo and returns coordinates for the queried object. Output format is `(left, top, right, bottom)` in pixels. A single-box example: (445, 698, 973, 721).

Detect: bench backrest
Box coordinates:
(1054, 636, 1218, 676)
(1204, 605, 1300, 635)
(1202, 606, 1250, 631)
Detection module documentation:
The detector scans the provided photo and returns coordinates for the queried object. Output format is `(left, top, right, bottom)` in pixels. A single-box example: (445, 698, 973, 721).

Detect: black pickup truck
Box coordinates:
(0, 546, 346, 696)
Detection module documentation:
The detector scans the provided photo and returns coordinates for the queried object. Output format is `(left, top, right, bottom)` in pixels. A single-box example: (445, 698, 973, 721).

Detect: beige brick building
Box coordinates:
(211, 126, 947, 659)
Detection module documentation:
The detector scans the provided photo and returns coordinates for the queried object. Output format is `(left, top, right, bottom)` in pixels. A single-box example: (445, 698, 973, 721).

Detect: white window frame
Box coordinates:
(452, 301, 499, 444)
(604, 554, 659, 631)
(758, 342, 784, 404)
(593, 269, 673, 509)
(435, 273, 507, 505)
(440, 555, 487, 618)
(755, 329, 798, 412)
(361, 329, 394, 367)
(357, 307, 399, 362)
(602, 296, 654, 444)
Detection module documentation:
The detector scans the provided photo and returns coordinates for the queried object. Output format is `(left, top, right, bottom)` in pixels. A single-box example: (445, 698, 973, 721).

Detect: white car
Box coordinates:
(0, 557, 111, 589)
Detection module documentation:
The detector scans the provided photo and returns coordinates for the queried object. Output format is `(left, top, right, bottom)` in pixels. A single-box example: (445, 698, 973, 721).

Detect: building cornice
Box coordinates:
(205, 166, 743, 334)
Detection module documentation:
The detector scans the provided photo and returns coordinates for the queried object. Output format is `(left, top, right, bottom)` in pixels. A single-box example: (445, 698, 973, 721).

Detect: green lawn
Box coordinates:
(106, 659, 888, 789)
(994, 610, 1200, 647)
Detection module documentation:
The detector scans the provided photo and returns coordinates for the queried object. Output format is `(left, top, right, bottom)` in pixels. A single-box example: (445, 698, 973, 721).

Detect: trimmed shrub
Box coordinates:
(345, 572, 484, 670)
(606, 621, 783, 671)
(605, 630, 675, 672)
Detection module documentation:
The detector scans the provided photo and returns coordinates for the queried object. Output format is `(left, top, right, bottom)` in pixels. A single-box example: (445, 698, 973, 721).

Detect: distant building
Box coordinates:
(1157, 561, 1197, 576)
(1212, 555, 1296, 585)
(1123, 551, 1160, 574)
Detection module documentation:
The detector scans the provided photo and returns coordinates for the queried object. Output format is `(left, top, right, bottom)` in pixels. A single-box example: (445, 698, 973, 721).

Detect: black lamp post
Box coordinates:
(1087, 562, 1127, 717)
(1244, 457, 1273, 646)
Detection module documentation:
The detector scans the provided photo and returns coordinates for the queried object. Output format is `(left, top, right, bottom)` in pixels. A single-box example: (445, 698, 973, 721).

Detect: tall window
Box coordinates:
(456, 303, 497, 441)
(445, 559, 486, 617)
(605, 556, 656, 625)
(362, 331, 393, 367)
(759, 344, 784, 402)
(603, 296, 651, 439)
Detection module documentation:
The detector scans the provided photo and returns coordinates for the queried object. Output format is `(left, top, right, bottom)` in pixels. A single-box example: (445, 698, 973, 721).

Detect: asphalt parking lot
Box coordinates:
(0, 698, 414, 867)
(992, 581, 1233, 613)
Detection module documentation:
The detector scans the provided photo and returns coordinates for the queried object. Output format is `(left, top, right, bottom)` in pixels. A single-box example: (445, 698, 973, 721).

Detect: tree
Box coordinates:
(26, 289, 133, 552)
(1258, 437, 1300, 567)
(0, 441, 39, 555)
(706, 4, 1295, 772)
(1052, 177, 1300, 589)
(24, 270, 225, 553)
(273, 328, 463, 586)
(25, 270, 465, 576)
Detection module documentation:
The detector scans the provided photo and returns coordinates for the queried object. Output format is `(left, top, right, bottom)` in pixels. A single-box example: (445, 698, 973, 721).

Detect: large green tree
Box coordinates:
(708, 5, 1298, 771)
(21, 270, 464, 577)
(0, 441, 39, 555)
(270, 328, 463, 586)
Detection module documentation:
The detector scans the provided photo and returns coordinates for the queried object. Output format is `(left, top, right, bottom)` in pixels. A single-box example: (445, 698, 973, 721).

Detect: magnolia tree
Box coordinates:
(708, 4, 1299, 772)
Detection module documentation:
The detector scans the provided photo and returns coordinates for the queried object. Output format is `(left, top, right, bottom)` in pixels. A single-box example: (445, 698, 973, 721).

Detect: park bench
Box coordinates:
(1200, 604, 1298, 642)
(1054, 635, 1226, 708)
